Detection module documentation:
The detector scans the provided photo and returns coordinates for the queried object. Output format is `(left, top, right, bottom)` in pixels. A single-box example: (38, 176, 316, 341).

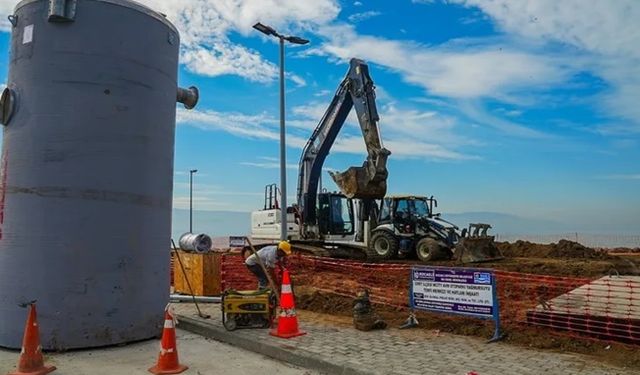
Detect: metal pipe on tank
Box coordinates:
(177, 86, 200, 109)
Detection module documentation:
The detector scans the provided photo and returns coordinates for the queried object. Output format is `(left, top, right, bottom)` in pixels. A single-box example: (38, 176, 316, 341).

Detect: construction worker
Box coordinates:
(245, 241, 292, 289)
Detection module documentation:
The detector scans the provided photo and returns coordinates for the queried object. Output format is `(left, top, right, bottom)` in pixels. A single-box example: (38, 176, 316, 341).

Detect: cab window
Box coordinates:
(379, 198, 392, 222)
(330, 196, 354, 234)
(394, 199, 410, 220)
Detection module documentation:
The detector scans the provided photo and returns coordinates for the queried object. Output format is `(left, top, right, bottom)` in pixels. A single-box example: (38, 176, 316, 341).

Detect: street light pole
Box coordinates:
(253, 22, 309, 241)
(189, 169, 198, 233)
(278, 36, 287, 242)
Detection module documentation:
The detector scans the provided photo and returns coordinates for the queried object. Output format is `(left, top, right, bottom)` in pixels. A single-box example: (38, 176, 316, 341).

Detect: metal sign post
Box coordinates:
(410, 266, 504, 342)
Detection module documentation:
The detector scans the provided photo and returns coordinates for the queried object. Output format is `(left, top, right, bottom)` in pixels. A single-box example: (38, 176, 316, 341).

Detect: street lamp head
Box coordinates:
(284, 35, 310, 45)
(253, 22, 277, 37)
(190, 169, 198, 174)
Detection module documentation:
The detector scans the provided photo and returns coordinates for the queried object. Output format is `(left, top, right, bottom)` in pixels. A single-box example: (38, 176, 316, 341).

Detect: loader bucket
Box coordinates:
(453, 223, 504, 263)
(453, 236, 504, 263)
(329, 166, 387, 199)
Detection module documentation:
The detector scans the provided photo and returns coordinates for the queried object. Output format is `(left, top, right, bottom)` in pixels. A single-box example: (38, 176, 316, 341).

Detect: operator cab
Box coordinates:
(317, 192, 355, 236)
(378, 196, 433, 234)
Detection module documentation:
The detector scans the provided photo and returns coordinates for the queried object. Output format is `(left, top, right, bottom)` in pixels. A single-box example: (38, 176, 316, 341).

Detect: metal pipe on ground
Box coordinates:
(170, 295, 221, 303)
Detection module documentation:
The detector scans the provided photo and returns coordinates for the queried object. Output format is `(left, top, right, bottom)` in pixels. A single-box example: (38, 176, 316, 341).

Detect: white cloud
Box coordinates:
(314, 89, 332, 97)
(290, 97, 480, 160)
(178, 96, 477, 161)
(291, 102, 330, 122)
(0, 1, 14, 31)
(348, 11, 381, 23)
(494, 108, 523, 118)
(451, 0, 640, 132)
(240, 161, 298, 170)
(452, 0, 640, 59)
(332, 135, 475, 161)
(173, 181, 263, 210)
(311, 1, 640, 135)
(313, 25, 572, 100)
(307, 24, 569, 139)
(353, 1, 362, 6)
(176, 107, 308, 148)
(138, 0, 339, 82)
(456, 101, 549, 139)
(287, 73, 307, 87)
(180, 41, 277, 82)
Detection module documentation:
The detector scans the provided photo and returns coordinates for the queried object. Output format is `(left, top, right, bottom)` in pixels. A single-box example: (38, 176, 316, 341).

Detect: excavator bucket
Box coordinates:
(453, 223, 504, 263)
(330, 166, 387, 199)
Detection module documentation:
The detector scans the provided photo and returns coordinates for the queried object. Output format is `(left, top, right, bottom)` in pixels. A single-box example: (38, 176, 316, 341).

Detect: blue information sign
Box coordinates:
(410, 266, 503, 342)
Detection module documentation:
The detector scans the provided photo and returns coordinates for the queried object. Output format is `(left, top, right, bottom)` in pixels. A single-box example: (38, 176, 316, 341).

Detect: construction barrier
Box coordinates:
(220, 253, 640, 346)
(220, 253, 256, 291)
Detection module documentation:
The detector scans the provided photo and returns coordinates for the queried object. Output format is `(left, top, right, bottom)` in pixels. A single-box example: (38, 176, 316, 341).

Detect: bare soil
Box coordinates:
(382, 240, 640, 277)
(497, 239, 611, 259)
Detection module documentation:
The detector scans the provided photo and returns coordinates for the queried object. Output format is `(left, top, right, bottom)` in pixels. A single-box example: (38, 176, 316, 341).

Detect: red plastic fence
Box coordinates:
(220, 253, 256, 291)
(220, 253, 640, 346)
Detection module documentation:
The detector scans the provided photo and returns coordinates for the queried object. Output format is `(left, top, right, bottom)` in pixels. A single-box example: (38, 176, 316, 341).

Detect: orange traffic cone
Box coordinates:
(148, 307, 188, 374)
(270, 269, 306, 339)
(7, 304, 56, 375)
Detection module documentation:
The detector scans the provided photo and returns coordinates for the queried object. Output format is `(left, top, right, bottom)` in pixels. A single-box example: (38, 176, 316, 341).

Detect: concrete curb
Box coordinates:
(177, 315, 371, 375)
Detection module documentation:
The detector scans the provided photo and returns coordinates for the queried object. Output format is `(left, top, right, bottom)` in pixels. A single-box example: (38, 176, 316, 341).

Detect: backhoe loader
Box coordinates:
(250, 58, 502, 263)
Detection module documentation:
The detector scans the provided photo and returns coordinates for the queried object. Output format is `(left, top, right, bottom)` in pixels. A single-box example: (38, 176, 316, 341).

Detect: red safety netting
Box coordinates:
(220, 253, 640, 346)
(497, 270, 640, 345)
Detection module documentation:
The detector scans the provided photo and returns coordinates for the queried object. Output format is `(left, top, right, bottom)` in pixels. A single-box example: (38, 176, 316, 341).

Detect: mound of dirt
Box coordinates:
(497, 239, 610, 260)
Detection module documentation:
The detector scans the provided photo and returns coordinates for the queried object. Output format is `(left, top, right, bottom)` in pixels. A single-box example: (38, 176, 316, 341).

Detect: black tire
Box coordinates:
(367, 231, 399, 261)
(416, 237, 448, 262)
(223, 314, 237, 331)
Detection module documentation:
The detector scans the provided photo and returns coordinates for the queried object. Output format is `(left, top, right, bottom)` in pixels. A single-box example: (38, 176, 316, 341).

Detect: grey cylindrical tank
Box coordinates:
(0, 0, 197, 350)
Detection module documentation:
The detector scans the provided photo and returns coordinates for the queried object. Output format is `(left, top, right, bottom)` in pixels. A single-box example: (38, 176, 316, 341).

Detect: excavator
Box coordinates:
(250, 58, 502, 263)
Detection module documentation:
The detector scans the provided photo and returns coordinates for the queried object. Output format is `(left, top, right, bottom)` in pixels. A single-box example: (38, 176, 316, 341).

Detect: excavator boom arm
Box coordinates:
(297, 58, 390, 226)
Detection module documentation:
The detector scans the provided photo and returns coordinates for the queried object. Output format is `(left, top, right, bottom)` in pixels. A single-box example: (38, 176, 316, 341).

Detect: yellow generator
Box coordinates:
(221, 289, 276, 331)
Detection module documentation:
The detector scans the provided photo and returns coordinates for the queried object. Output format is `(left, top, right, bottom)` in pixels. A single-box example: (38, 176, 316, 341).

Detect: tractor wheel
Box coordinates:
(416, 238, 448, 262)
(367, 231, 399, 261)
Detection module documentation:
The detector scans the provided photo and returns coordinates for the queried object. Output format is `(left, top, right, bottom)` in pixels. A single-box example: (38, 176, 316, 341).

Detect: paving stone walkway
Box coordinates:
(174, 304, 635, 375)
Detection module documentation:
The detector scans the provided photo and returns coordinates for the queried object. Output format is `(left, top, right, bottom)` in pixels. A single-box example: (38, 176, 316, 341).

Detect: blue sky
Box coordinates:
(1, 0, 639, 234)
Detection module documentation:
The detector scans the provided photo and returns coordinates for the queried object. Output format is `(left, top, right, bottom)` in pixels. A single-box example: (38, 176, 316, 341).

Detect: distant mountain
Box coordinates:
(442, 212, 565, 235)
(171, 209, 564, 239)
(171, 209, 249, 241)
(171, 209, 637, 248)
